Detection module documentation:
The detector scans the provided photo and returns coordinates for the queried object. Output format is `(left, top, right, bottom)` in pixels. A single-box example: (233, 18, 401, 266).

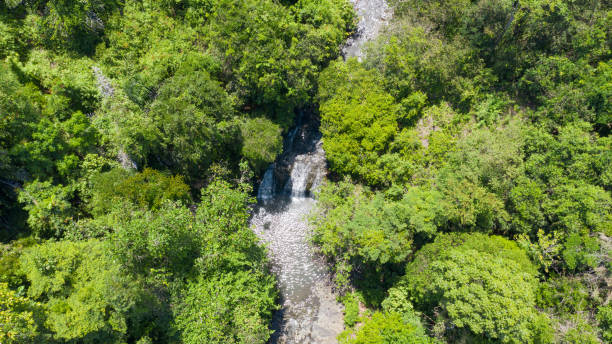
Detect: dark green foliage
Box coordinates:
(561, 232, 601, 271)
(364, 22, 493, 112)
(313, 1, 611, 339)
(199, 0, 354, 124)
(148, 68, 241, 181)
(597, 305, 612, 342)
(0, 62, 39, 236)
(312, 180, 445, 305)
(537, 277, 593, 315)
(239, 117, 283, 175)
(1, 0, 356, 230)
(106, 179, 277, 343)
(108, 203, 202, 278)
(1, 1, 356, 339)
(90, 168, 191, 215)
(0, 237, 35, 289)
(0, 179, 277, 343)
(5, 0, 122, 55)
(521, 58, 612, 133)
(1, 0, 611, 342)
(17, 180, 76, 239)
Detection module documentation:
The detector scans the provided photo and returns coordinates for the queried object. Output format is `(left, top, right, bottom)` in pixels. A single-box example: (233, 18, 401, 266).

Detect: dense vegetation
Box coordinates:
(312, 0, 611, 343)
(1, 0, 610, 343)
(0, 0, 354, 342)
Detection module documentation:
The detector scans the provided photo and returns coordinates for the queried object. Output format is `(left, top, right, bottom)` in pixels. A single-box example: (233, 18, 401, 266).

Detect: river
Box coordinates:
(249, 1, 392, 343)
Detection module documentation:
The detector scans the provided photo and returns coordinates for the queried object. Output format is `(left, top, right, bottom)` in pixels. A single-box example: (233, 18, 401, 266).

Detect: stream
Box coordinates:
(249, 1, 391, 343)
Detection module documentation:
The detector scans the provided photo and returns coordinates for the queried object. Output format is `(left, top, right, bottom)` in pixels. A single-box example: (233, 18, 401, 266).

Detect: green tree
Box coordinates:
(339, 311, 435, 344)
(108, 203, 201, 278)
(6, 0, 122, 54)
(17, 180, 75, 239)
(174, 271, 276, 344)
(597, 305, 612, 342)
(239, 117, 283, 175)
(90, 168, 191, 216)
(20, 240, 159, 343)
(364, 22, 492, 111)
(318, 59, 403, 186)
(397, 233, 551, 343)
(148, 67, 241, 182)
(0, 282, 43, 344)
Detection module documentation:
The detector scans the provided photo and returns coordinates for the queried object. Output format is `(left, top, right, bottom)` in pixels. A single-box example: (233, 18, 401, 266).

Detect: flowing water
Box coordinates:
(251, 110, 339, 343)
(250, 1, 391, 343)
(342, 0, 393, 61)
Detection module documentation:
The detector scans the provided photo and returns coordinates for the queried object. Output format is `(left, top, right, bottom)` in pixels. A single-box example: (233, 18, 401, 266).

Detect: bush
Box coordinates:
(90, 168, 191, 215)
(239, 117, 283, 175)
(339, 311, 434, 344)
(342, 292, 361, 327)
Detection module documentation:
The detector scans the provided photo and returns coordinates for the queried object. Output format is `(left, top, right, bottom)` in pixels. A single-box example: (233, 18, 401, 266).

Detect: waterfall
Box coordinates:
(257, 165, 276, 201)
(256, 110, 326, 202)
(258, 139, 326, 200)
(282, 140, 326, 198)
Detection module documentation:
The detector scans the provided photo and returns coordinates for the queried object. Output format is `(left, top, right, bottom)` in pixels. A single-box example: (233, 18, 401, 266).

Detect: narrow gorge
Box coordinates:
(249, 1, 392, 342)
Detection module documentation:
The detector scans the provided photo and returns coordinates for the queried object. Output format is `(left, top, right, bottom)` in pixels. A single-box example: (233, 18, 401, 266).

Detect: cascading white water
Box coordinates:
(250, 1, 391, 343)
(257, 165, 277, 201)
(257, 124, 326, 201)
(282, 141, 326, 198)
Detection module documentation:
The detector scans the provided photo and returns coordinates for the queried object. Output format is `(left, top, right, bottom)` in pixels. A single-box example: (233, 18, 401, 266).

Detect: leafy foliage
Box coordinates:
(90, 168, 190, 216)
(19, 240, 157, 343)
(339, 311, 435, 344)
(318, 59, 403, 185)
(1, 0, 611, 342)
(106, 179, 277, 343)
(0, 282, 43, 344)
(398, 233, 551, 343)
(239, 117, 283, 174)
(174, 271, 276, 344)
(17, 180, 75, 239)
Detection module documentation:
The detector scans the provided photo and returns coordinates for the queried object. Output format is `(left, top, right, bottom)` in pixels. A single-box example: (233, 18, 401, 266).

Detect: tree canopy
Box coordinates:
(1, 0, 610, 342)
